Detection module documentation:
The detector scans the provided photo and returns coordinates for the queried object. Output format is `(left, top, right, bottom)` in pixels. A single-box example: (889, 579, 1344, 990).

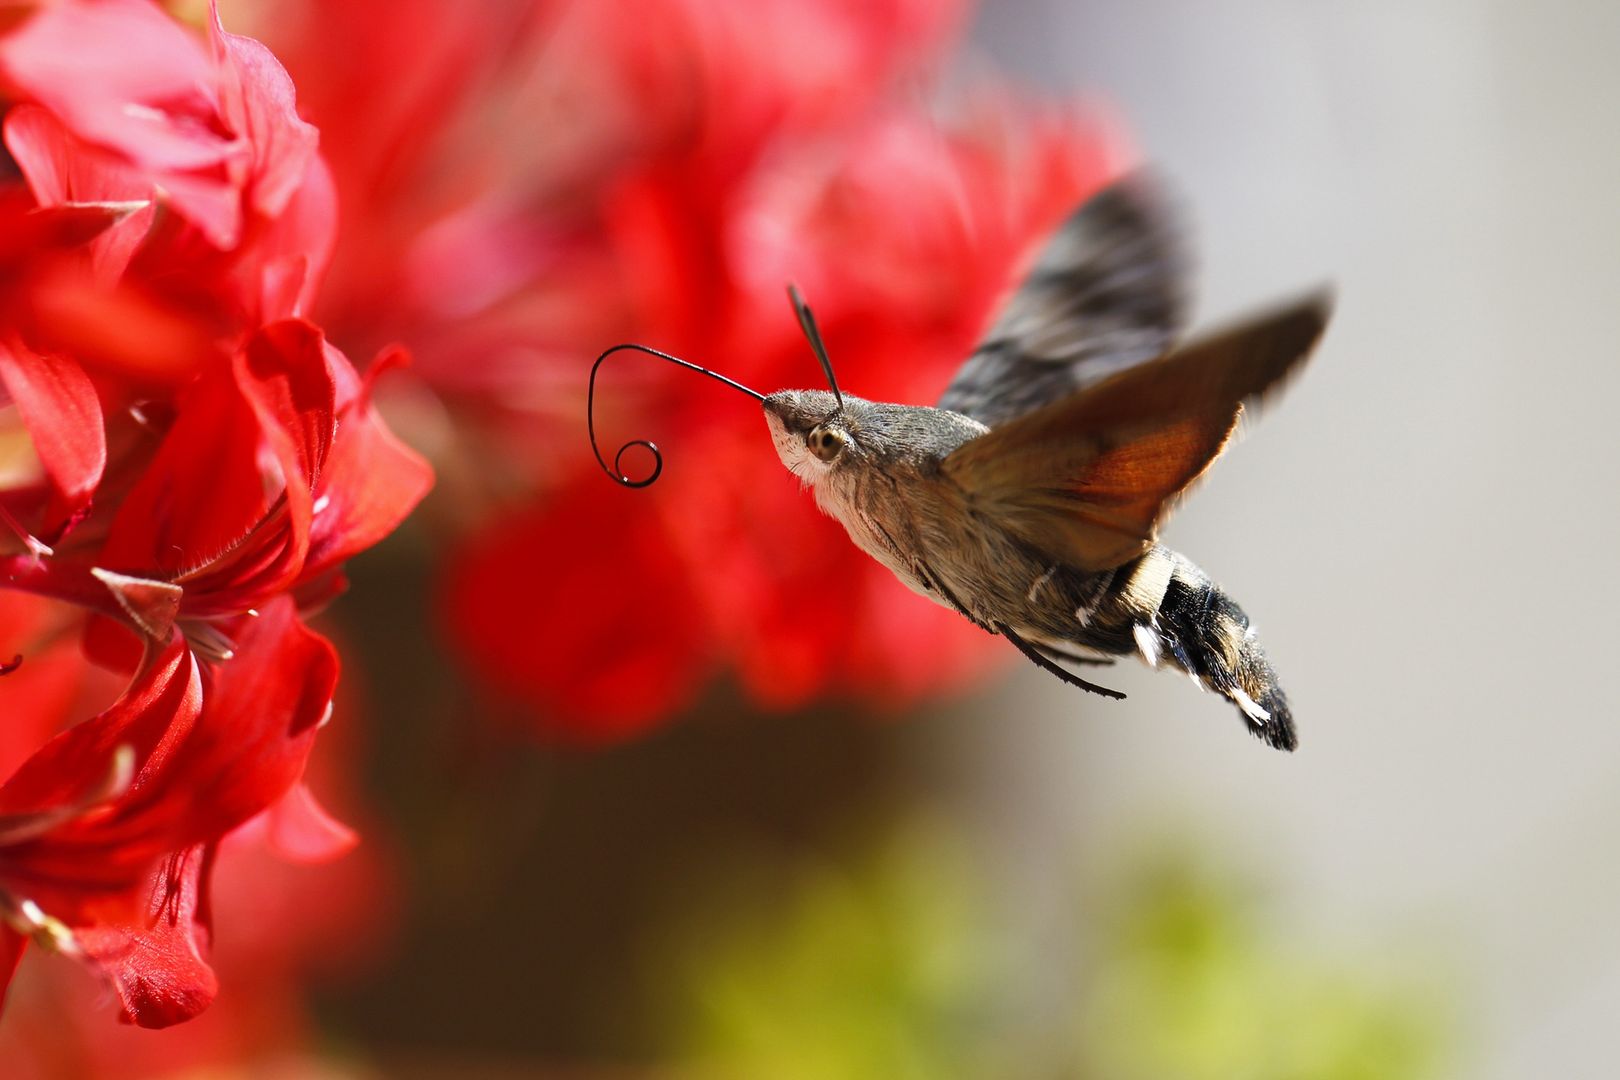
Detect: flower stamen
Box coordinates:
(0, 501, 53, 559)
(0, 891, 81, 957)
(182, 619, 237, 662)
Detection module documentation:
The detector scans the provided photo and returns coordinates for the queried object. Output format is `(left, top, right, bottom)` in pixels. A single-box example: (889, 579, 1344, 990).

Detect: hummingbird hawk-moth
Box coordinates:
(589, 175, 1331, 751)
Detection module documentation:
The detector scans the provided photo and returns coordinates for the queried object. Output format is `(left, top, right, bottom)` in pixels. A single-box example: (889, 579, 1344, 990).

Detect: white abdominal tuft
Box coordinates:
(1132, 623, 1160, 668)
(1231, 686, 1270, 724)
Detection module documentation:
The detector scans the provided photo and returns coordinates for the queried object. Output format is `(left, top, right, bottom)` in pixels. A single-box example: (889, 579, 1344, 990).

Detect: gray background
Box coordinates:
(959, 3, 1620, 1075)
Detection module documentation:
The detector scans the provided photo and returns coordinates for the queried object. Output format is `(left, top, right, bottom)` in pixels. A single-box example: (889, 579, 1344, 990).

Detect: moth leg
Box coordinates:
(999, 622, 1127, 700)
(1037, 644, 1117, 668)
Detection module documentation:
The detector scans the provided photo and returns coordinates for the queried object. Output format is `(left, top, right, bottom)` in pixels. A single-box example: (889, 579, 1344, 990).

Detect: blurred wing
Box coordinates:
(937, 173, 1187, 428)
(942, 293, 1332, 570)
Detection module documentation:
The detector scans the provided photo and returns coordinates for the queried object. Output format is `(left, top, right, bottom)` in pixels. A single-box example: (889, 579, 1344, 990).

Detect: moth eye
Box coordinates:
(807, 426, 846, 462)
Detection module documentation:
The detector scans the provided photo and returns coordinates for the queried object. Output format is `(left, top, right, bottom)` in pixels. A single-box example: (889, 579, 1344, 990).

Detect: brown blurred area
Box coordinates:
(323, 544, 985, 1068)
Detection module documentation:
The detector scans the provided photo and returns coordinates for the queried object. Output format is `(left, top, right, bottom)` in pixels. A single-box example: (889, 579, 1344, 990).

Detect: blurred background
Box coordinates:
(6, 1, 1619, 1076)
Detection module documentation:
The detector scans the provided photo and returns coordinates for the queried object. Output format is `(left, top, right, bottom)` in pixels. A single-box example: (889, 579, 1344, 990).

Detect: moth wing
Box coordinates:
(937, 173, 1187, 428)
(942, 293, 1331, 571)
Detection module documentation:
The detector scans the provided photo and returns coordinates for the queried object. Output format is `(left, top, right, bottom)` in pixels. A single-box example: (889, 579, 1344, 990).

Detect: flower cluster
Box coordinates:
(256, 0, 1128, 741)
(1, 0, 1128, 1038)
(0, 1, 427, 1027)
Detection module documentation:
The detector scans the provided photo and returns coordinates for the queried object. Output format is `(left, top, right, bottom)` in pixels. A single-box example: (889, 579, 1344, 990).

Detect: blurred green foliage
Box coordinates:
(659, 824, 1018, 1079)
(659, 826, 1449, 1080)
(1079, 856, 1448, 1080)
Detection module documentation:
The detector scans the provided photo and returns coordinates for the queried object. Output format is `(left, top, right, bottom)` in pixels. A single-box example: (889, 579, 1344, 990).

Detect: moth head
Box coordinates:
(762, 389, 867, 483)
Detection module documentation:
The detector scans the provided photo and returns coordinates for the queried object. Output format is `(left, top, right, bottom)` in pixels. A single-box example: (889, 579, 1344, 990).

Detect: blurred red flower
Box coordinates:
(0, 0, 424, 1029)
(250, 0, 1127, 741)
(0, 594, 392, 1072)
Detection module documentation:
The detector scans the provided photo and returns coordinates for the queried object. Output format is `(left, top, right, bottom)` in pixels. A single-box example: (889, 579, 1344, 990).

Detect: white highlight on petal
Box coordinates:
(64, 199, 150, 217)
(104, 744, 136, 802)
(1232, 687, 1271, 724)
(1132, 623, 1160, 668)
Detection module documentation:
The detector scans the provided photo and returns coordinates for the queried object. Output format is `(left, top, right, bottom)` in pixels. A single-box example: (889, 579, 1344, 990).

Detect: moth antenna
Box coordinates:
(588, 343, 765, 488)
(787, 284, 843, 410)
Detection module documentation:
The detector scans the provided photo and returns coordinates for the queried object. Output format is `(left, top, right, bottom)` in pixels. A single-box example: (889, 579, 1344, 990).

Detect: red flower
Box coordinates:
(0, 310, 430, 681)
(0, 0, 428, 1029)
(258, 0, 970, 359)
(0, 0, 336, 389)
(84, 319, 430, 654)
(0, 600, 340, 1026)
(0, 0, 317, 252)
(0, 310, 422, 1029)
(0, 588, 389, 1066)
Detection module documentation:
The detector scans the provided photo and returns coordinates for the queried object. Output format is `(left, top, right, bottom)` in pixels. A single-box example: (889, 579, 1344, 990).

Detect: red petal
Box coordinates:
(18, 202, 148, 252)
(0, 342, 105, 531)
(76, 845, 219, 1028)
(237, 320, 335, 495)
(3, 104, 155, 280)
(0, 1, 220, 165)
(0, 592, 106, 785)
(0, 196, 145, 271)
(16, 262, 220, 386)
(101, 323, 340, 609)
(99, 359, 272, 581)
(0, 636, 199, 823)
(209, 0, 320, 220)
(246, 155, 337, 322)
(215, 319, 337, 601)
(0, 637, 200, 908)
(261, 781, 357, 864)
(0, 0, 244, 246)
(158, 598, 339, 845)
(81, 612, 145, 677)
(304, 345, 433, 575)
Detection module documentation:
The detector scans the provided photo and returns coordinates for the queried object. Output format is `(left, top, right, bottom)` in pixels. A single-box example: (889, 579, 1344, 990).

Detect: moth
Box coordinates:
(590, 175, 1331, 750)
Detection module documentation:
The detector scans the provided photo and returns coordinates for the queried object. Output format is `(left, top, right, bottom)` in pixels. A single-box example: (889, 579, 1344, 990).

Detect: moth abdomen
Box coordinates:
(1106, 547, 1297, 751)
